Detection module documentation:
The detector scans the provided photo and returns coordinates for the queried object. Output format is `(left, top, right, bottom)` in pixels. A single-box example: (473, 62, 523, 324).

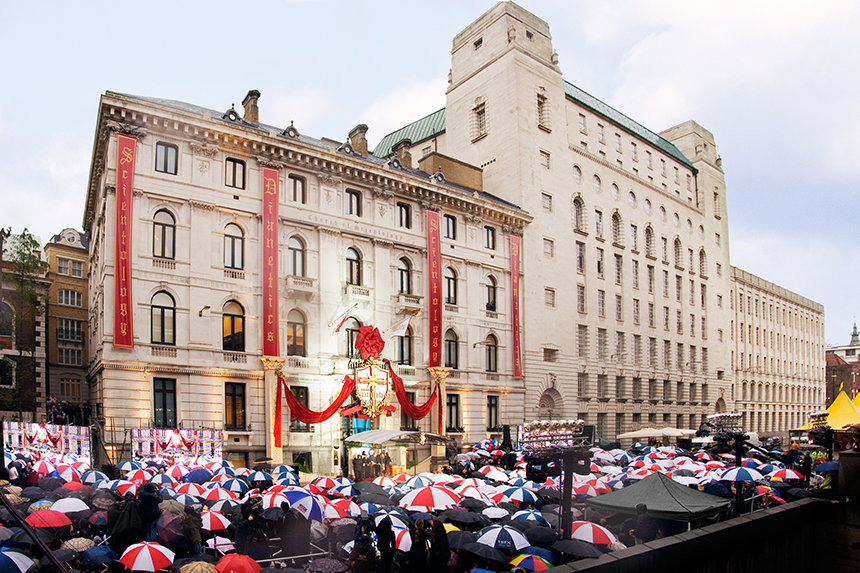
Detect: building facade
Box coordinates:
(825, 325, 860, 405)
(44, 228, 91, 419)
(82, 91, 530, 471)
(729, 267, 826, 435)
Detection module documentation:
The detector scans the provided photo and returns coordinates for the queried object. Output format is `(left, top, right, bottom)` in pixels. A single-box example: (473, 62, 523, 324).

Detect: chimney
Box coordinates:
(393, 138, 413, 169)
(348, 124, 369, 155)
(242, 90, 261, 123)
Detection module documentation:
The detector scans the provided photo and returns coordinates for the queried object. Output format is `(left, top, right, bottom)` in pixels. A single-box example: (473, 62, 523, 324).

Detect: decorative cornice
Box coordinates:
(189, 141, 219, 158)
(189, 200, 216, 211)
(319, 227, 340, 236)
(104, 120, 147, 140)
(255, 155, 287, 169)
(100, 360, 262, 380)
(319, 174, 341, 187)
(261, 356, 286, 371)
(371, 187, 393, 201)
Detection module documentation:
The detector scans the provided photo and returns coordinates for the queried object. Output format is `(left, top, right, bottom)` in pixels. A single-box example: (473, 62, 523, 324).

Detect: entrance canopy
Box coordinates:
(344, 429, 452, 446)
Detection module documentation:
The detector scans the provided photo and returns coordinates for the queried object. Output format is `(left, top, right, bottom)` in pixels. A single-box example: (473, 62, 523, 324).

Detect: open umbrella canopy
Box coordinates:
(25, 509, 72, 528)
(509, 553, 553, 571)
(721, 467, 764, 483)
(216, 553, 261, 573)
(552, 538, 603, 558)
(50, 497, 89, 513)
(462, 542, 508, 563)
(82, 546, 119, 565)
(120, 541, 175, 572)
(399, 486, 461, 512)
(201, 510, 231, 531)
(569, 521, 617, 545)
(0, 549, 34, 573)
(448, 529, 477, 549)
(476, 524, 529, 551)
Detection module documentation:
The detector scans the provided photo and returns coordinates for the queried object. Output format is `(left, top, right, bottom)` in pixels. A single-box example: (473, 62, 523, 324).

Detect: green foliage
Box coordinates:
(406, 459, 417, 469)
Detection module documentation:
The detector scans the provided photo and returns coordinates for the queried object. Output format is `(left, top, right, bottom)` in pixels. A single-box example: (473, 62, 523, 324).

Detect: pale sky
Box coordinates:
(1, 0, 857, 346)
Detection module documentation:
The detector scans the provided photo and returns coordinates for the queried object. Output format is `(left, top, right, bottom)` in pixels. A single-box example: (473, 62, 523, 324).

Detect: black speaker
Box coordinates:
(677, 438, 693, 451)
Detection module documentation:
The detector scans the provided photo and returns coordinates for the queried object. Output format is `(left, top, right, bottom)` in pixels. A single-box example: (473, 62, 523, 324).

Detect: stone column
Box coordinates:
(428, 367, 450, 436)
(261, 357, 286, 465)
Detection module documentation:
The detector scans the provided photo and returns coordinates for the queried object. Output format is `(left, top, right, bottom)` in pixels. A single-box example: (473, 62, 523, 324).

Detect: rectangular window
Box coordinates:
(58, 289, 82, 306)
(662, 270, 669, 297)
(544, 238, 554, 258)
(597, 248, 604, 278)
(57, 318, 83, 342)
(487, 395, 499, 430)
(663, 306, 670, 331)
(402, 391, 418, 429)
(661, 237, 668, 262)
(543, 348, 558, 362)
(474, 103, 487, 138)
(576, 242, 585, 273)
(397, 202, 411, 229)
(290, 386, 310, 432)
(155, 142, 178, 175)
(597, 328, 607, 360)
(616, 331, 625, 361)
(58, 346, 83, 366)
(541, 193, 553, 211)
(690, 280, 696, 305)
(578, 113, 587, 133)
(577, 284, 586, 313)
(289, 175, 306, 203)
(633, 298, 640, 325)
(649, 338, 657, 366)
(59, 377, 81, 399)
(676, 275, 683, 302)
(537, 94, 550, 129)
(631, 142, 638, 161)
(578, 324, 588, 357)
(630, 225, 638, 251)
(633, 334, 642, 364)
(664, 340, 671, 368)
(595, 210, 603, 238)
(633, 378, 642, 401)
(545, 288, 556, 308)
(597, 123, 605, 143)
(444, 214, 457, 240)
(578, 372, 588, 397)
(615, 133, 622, 152)
(632, 259, 639, 289)
(647, 265, 655, 293)
(646, 150, 653, 168)
(225, 158, 246, 189)
(615, 294, 623, 321)
(597, 290, 606, 317)
(346, 189, 362, 216)
(539, 150, 551, 169)
(485, 226, 496, 250)
(597, 375, 607, 398)
(678, 343, 685, 369)
(648, 302, 655, 328)
(615, 254, 623, 284)
(153, 377, 177, 428)
(57, 258, 83, 278)
(225, 382, 245, 430)
(677, 309, 683, 334)
(447, 394, 461, 431)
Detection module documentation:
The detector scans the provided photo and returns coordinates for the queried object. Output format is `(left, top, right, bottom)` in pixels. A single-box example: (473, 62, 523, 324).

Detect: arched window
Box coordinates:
(573, 197, 584, 232)
(345, 317, 362, 358)
(611, 212, 622, 244)
(224, 223, 244, 269)
(151, 291, 175, 345)
(572, 165, 582, 184)
(0, 302, 13, 337)
(398, 326, 413, 365)
(485, 276, 497, 311)
(288, 236, 305, 277)
(222, 301, 245, 352)
(644, 226, 654, 257)
(592, 174, 601, 192)
(674, 238, 683, 267)
(346, 247, 362, 285)
(444, 267, 457, 305)
(286, 309, 306, 357)
(153, 210, 175, 259)
(699, 249, 708, 277)
(485, 334, 498, 372)
(444, 329, 459, 369)
(398, 258, 412, 294)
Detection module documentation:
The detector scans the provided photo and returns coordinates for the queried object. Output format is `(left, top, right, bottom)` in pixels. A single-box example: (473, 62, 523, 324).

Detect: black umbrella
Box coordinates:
(461, 542, 507, 563)
(552, 539, 603, 558)
(460, 498, 488, 511)
(447, 530, 477, 549)
(497, 501, 519, 513)
(524, 526, 558, 546)
(260, 507, 285, 521)
(38, 477, 63, 491)
(353, 482, 387, 495)
(82, 546, 119, 565)
(21, 487, 45, 500)
(441, 510, 488, 527)
(540, 512, 560, 528)
(537, 488, 561, 501)
(356, 493, 391, 506)
(39, 548, 77, 566)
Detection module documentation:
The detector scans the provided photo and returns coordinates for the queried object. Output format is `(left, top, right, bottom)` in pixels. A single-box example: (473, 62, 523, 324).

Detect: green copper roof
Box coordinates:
(563, 80, 694, 170)
(372, 108, 446, 158)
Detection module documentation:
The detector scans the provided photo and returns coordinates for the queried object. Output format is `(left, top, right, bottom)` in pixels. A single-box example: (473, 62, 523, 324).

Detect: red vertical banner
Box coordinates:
(426, 210, 442, 367)
(113, 134, 136, 349)
(261, 166, 280, 357)
(510, 234, 522, 378)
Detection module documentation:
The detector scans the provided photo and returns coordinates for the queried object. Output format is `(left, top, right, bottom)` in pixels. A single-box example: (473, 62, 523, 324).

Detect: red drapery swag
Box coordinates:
(384, 359, 438, 420)
(274, 374, 356, 447)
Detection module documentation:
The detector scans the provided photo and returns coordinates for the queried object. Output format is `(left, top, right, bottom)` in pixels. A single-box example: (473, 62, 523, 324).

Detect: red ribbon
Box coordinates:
(384, 359, 437, 420)
(274, 373, 357, 447)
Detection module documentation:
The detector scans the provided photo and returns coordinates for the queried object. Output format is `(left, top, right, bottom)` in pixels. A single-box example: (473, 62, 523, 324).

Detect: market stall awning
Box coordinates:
(793, 390, 860, 431)
(343, 429, 452, 445)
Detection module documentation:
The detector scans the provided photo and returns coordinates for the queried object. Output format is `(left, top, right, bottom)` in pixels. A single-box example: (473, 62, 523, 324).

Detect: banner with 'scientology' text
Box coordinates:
(426, 210, 442, 367)
(261, 166, 279, 356)
(510, 234, 522, 378)
(113, 134, 136, 349)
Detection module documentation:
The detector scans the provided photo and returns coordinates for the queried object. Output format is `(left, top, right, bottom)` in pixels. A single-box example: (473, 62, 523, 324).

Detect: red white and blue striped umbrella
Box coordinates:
(176, 483, 206, 496)
(767, 468, 804, 481)
(116, 461, 143, 472)
(330, 484, 361, 498)
(149, 474, 177, 486)
(165, 465, 190, 480)
(56, 466, 82, 483)
(201, 487, 237, 502)
(125, 469, 153, 486)
(393, 526, 413, 551)
(200, 510, 231, 531)
(220, 477, 250, 493)
(399, 486, 461, 511)
(32, 460, 56, 475)
(260, 492, 290, 510)
(502, 487, 540, 504)
(329, 498, 361, 517)
(475, 525, 529, 551)
(456, 485, 493, 504)
(511, 509, 548, 524)
(119, 542, 175, 572)
(103, 480, 137, 496)
(405, 475, 434, 489)
(570, 521, 617, 545)
(173, 494, 200, 506)
(322, 502, 350, 520)
(721, 467, 764, 482)
(81, 470, 108, 485)
(310, 477, 338, 491)
(290, 494, 325, 522)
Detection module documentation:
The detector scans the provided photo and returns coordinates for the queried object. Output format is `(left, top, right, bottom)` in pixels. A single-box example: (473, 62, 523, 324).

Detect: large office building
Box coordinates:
(82, 1, 825, 468)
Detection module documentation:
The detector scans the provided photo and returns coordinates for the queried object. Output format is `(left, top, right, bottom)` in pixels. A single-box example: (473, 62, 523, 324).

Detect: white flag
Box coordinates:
(387, 312, 418, 338)
(328, 303, 358, 334)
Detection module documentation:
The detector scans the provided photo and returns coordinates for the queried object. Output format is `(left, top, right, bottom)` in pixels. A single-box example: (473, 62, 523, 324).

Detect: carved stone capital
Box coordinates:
(371, 187, 393, 200)
(320, 174, 341, 187)
(428, 366, 451, 385)
(371, 238, 393, 249)
(103, 185, 116, 195)
(132, 188, 144, 197)
(464, 213, 482, 226)
(104, 120, 147, 140)
(190, 141, 219, 158)
(261, 356, 286, 371)
(255, 155, 286, 169)
(189, 200, 216, 211)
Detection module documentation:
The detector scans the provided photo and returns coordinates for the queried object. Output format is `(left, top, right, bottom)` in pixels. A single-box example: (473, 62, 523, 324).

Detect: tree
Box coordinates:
(0, 228, 46, 418)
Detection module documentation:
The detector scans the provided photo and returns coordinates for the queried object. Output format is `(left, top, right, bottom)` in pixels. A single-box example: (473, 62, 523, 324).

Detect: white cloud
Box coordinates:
(358, 77, 448, 149)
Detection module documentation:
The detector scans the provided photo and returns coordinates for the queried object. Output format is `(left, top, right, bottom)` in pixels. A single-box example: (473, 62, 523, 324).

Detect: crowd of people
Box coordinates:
(351, 450, 392, 481)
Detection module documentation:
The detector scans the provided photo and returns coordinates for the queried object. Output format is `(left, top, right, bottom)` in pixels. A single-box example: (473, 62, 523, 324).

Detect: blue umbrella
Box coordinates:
(0, 549, 34, 573)
(816, 461, 839, 472)
(247, 471, 273, 482)
(82, 546, 118, 565)
(520, 545, 556, 563)
(721, 467, 763, 482)
(475, 525, 530, 551)
(173, 493, 200, 506)
(116, 461, 142, 472)
(81, 470, 109, 485)
(221, 478, 250, 493)
(184, 468, 212, 483)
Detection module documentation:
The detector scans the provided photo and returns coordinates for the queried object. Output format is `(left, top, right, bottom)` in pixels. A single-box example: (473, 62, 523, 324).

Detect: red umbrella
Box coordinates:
(25, 510, 72, 528)
(569, 521, 617, 545)
(119, 541, 175, 571)
(398, 486, 461, 511)
(216, 553, 260, 573)
(200, 510, 231, 532)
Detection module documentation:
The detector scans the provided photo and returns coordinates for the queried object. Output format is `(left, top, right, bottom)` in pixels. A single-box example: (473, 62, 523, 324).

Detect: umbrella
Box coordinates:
(512, 509, 548, 525)
(216, 553, 260, 573)
(399, 486, 460, 511)
(219, 478, 249, 493)
(82, 545, 119, 565)
(208, 499, 241, 515)
(117, 461, 143, 472)
(247, 471, 273, 483)
(205, 537, 235, 554)
(62, 537, 94, 551)
(393, 527, 413, 551)
(51, 497, 90, 513)
(176, 483, 207, 496)
(82, 470, 109, 485)
(509, 554, 553, 571)
(0, 549, 34, 573)
(356, 493, 391, 506)
(448, 530, 477, 549)
(120, 541, 176, 572)
(25, 509, 71, 528)
(569, 521, 617, 545)
(460, 498, 489, 511)
(201, 510, 231, 531)
(552, 538, 603, 558)
(174, 493, 201, 506)
(307, 557, 348, 573)
(520, 546, 557, 562)
(353, 481, 387, 495)
(38, 477, 63, 491)
(201, 488, 237, 502)
(21, 487, 46, 500)
(157, 511, 185, 546)
(721, 467, 764, 483)
(88, 510, 108, 526)
(159, 498, 186, 515)
(329, 484, 360, 498)
(523, 527, 557, 546)
(816, 461, 839, 473)
(476, 524, 530, 551)
(27, 499, 53, 513)
(481, 507, 510, 520)
(185, 469, 213, 483)
(180, 561, 219, 573)
(767, 469, 804, 481)
(461, 542, 507, 563)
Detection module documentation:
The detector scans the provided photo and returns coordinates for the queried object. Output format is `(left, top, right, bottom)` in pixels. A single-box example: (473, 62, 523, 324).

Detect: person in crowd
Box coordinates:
(375, 516, 395, 573)
(138, 483, 161, 542)
(408, 518, 430, 573)
(631, 503, 659, 544)
(354, 509, 375, 540)
(349, 534, 378, 573)
(180, 506, 203, 556)
(428, 519, 450, 572)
